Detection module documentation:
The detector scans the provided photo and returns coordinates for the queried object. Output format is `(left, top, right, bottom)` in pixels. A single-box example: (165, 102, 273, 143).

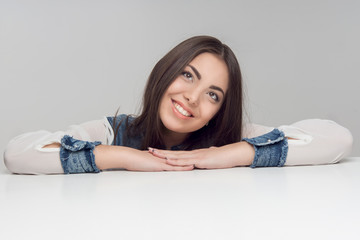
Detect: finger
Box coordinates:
(149, 147, 191, 156)
(166, 158, 197, 166)
(163, 164, 194, 171)
(155, 157, 167, 164)
(149, 148, 196, 159)
(148, 148, 172, 156)
(144, 151, 167, 163)
(149, 150, 167, 159)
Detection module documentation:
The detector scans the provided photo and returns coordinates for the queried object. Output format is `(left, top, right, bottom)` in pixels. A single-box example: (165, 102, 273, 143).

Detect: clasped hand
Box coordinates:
(99, 142, 252, 172)
(145, 146, 239, 171)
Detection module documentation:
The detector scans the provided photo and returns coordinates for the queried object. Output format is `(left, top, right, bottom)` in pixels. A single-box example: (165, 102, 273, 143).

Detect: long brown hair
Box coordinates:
(113, 35, 244, 150)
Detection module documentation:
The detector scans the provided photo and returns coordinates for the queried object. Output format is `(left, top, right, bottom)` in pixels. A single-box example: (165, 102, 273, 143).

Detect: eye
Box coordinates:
(208, 92, 219, 102)
(181, 71, 193, 81)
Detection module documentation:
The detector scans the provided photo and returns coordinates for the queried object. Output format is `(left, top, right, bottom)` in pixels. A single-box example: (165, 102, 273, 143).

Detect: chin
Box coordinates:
(163, 123, 190, 134)
(162, 120, 202, 134)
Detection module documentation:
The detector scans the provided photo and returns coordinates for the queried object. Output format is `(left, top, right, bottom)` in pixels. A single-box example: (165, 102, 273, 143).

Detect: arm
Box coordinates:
(149, 128, 286, 169)
(150, 119, 353, 169)
(4, 118, 193, 175)
(43, 141, 194, 172)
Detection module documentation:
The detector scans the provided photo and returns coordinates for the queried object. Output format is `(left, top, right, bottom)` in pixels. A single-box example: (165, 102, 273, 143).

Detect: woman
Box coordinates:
(3, 36, 353, 174)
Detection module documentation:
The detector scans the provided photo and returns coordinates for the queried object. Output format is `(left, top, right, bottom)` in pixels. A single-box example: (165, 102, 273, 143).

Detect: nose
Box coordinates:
(184, 87, 201, 106)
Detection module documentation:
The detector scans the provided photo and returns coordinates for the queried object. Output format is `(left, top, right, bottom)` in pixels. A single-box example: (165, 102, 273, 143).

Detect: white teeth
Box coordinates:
(173, 101, 192, 117)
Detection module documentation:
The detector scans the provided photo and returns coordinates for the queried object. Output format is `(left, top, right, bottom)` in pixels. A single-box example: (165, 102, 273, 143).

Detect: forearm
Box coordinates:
(220, 141, 255, 167)
(94, 145, 130, 170)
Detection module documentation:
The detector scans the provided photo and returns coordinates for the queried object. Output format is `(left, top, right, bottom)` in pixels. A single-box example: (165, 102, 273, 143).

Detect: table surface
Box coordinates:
(1, 157, 359, 240)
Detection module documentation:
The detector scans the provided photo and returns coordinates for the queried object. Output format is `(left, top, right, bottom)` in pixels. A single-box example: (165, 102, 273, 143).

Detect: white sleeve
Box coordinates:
(3, 117, 114, 174)
(244, 119, 353, 166)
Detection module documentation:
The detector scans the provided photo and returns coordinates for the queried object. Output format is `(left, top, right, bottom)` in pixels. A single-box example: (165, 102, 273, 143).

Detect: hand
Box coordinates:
(94, 145, 194, 172)
(123, 148, 195, 172)
(148, 145, 245, 169)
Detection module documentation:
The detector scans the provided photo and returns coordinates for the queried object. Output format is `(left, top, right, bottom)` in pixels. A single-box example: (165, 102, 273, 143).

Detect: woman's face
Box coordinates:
(159, 52, 229, 135)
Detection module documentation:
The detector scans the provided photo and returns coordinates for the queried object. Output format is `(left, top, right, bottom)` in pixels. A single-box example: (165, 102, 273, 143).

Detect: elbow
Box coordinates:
(328, 121, 353, 163)
(4, 142, 21, 174)
(3, 138, 28, 174)
(338, 125, 353, 159)
(3, 133, 37, 174)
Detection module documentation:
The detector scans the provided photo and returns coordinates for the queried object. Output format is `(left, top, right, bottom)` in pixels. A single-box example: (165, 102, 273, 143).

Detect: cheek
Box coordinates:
(200, 101, 222, 121)
(166, 78, 186, 93)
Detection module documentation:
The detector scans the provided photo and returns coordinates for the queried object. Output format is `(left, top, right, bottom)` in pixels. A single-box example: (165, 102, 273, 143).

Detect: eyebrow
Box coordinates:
(188, 64, 201, 80)
(209, 85, 225, 97)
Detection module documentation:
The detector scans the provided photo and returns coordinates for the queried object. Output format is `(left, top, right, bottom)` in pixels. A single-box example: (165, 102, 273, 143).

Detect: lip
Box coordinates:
(171, 99, 194, 119)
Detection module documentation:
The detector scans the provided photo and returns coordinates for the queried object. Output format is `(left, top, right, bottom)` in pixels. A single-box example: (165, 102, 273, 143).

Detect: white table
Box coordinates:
(1, 157, 359, 240)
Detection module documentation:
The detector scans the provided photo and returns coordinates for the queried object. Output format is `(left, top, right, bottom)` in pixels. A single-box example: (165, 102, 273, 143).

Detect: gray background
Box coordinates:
(1, 0, 359, 171)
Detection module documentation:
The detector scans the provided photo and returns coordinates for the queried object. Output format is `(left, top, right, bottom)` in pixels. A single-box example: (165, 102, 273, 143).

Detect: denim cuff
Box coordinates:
(60, 135, 102, 174)
(242, 129, 288, 168)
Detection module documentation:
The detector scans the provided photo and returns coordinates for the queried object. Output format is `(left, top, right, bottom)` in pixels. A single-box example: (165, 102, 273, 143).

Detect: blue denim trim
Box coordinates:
(242, 129, 288, 168)
(60, 135, 102, 174)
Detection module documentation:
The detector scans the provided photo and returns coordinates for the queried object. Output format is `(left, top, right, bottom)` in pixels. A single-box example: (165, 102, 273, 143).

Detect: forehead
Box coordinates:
(188, 53, 229, 92)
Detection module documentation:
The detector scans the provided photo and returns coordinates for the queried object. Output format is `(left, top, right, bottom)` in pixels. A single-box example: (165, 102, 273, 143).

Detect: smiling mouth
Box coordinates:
(172, 100, 193, 117)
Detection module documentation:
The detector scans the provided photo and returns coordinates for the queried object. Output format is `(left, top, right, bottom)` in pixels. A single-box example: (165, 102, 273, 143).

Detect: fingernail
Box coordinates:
(148, 147, 154, 152)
